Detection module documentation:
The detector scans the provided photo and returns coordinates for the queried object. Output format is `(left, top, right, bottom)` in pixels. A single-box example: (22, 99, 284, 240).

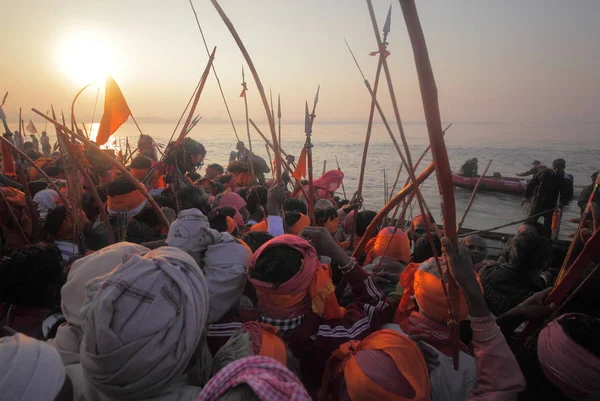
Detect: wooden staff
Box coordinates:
(354, 7, 391, 204)
(335, 156, 348, 200)
(398, 0, 461, 368)
(249, 119, 293, 164)
(241, 66, 256, 184)
(277, 94, 282, 167)
(353, 161, 435, 257)
(457, 159, 493, 231)
(305, 86, 320, 223)
(265, 143, 274, 180)
(211, 0, 281, 180)
(70, 84, 91, 134)
(16, 108, 38, 239)
(57, 130, 115, 244)
(322, 160, 327, 177)
(0, 135, 69, 206)
(0, 188, 29, 245)
(457, 208, 555, 237)
(31, 108, 171, 229)
(188, 0, 240, 142)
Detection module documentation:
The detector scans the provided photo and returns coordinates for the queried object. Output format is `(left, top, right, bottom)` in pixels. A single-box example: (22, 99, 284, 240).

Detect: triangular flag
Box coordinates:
(292, 146, 307, 181)
(239, 88, 245, 98)
(96, 77, 131, 146)
(26, 119, 38, 134)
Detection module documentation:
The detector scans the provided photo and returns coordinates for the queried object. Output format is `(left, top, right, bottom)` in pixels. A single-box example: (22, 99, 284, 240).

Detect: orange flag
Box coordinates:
(1, 141, 15, 176)
(292, 146, 307, 181)
(96, 77, 131, 146)
(26, 119, 38, 134)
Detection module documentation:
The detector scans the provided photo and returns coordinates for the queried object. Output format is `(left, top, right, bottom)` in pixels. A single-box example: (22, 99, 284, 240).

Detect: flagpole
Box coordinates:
(71, 84, 92, 137)
(241, 66, 256, 185)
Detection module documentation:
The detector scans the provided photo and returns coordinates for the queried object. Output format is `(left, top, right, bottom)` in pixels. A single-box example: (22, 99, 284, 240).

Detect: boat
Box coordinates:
(452, 171, 526, 194)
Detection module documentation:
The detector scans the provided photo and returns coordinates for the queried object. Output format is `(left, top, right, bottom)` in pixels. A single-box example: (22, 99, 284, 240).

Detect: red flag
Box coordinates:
(96, 77, 131, 146)
(26, 119, 38, 134)
(239, 88, 245, 98)
(292, 146, 307, 181)
(1, 141, 15, 176)
(369, 50, 391, 58)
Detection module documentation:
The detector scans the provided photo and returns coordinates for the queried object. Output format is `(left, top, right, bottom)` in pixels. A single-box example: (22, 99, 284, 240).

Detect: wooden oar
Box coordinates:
(211, 0, 281, 180)
(457, 208, 555, 237)
(32, 109, 171, 229)
(457, 159, 493, 231)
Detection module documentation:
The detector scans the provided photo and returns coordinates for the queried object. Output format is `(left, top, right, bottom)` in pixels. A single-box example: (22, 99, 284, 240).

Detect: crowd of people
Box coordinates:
(0, 132, 599, 401)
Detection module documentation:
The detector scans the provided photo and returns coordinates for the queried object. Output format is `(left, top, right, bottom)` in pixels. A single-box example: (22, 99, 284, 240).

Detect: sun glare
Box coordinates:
(57, 29, 116, 87)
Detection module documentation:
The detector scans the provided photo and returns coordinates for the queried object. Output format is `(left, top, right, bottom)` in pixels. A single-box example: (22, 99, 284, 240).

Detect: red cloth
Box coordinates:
(197, 356, 311, 401)
(1, 141, 15, 176)
(218, 192, 246, 212)
(314, 170, 344, 193)
(249, 235, 345, 320)
(537, 314, 600, 400)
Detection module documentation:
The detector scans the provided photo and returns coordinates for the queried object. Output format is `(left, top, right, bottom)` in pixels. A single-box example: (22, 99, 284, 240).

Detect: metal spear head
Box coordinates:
(241, 65, 245, 82)
(313, 85, 320, 108)
(383, 5, 392, 37)
(304, 101, 311, 136)
(277, 94, 281, 119)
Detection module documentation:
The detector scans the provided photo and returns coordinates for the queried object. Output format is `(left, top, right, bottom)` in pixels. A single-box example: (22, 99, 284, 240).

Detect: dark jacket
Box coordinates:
(525, 169, 573, 214)
(459, 159, 478, 177)
(578, 182, 600, 215)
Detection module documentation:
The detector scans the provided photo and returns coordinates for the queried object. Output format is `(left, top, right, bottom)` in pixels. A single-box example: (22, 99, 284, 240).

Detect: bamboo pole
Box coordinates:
(457, 208, 555, 237)
(211, 0, 281, 180)
(188, 0, 240, 142)
(31, 108, 171, 229)
(241, 66, 256, 184)
(16, 108, 38, 239)
(457, 159, 493, 231)
(398, 0, 461, 368)
(335, 156, 348, 200)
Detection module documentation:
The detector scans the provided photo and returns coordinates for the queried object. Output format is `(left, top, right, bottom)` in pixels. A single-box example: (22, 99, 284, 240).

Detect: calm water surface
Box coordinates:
(69, 121, 598, 240)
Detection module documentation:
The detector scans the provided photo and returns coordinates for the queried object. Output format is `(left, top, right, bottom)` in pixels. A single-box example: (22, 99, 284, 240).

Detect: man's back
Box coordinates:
(525, 169, 573, 212)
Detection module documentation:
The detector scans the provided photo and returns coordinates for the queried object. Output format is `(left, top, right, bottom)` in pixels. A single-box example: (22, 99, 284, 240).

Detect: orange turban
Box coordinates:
(242, 322, 287, 366)
(249, 219, 268, 233)
(106, 189, 146, 213)
(130, 167, 149, 181)
(234, 172, 253, 187)
(395, 262, 479, 324)
(320, 329, 430, 401)
(364, 227, 410, 265)
(287, 213, 311, 236)
(225, 216, 237, 234)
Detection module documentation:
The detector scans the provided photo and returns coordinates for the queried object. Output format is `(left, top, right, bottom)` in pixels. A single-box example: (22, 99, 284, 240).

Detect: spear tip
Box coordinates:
(277, 93, 281, 119)
(304, 101, 311, 135)
(313, 85, 320, 106)
(383, 4, 392, 35)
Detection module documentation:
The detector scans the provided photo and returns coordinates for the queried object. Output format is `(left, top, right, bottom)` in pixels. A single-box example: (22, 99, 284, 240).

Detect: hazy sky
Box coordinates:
(3, 0, 599, 127)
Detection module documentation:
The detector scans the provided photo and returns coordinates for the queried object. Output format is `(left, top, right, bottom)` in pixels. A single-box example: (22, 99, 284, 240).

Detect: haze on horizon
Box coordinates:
(3, 0, 599, 128)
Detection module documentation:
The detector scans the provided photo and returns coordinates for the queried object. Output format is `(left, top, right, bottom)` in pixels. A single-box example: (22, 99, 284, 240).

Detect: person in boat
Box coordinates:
(13, 130, 23, 150)
(30, 134, 40, 153)
(40, 131, 52, 157)
(524, 158, 574, 234)
(462, 234, 490, 270)
(235, 141, 250, 161)
(137, 134, 158, 161)
(577, 170, 599, 216)
(459, 157, 478, 177)
(516, 160, 548, 177)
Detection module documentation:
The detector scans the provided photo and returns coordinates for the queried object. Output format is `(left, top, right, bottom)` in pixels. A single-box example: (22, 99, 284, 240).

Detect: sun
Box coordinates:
(57, 29, 116, 87)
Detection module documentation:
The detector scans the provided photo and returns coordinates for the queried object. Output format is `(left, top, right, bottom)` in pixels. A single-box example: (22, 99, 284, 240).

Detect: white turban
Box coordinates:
(49, 242, 149, 365)
(0, 333, 66, 401)
(33, 189, 60, 219)
(80, 246, 209, 399)
(166, 208, 220, 253)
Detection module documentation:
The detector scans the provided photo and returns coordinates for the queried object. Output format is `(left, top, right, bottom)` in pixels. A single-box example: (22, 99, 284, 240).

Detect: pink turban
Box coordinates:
(197, 356, 310, 401)
(537, 313, 600, 400)
(218, 192, 246, 212)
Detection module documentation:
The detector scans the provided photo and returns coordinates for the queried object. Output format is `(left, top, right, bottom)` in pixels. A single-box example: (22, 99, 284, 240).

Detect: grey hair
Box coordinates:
(216, 384, 261, 401)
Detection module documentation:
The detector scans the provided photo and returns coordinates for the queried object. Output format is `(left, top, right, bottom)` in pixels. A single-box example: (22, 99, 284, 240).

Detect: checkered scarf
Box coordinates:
(197, 356, 310, 401)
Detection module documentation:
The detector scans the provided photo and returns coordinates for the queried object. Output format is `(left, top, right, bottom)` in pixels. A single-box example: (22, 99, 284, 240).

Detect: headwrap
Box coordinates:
(80, 247, 209, 399)
(28, 157, 55, 180)
(242, 322, 287, 365)
(250, 234, 345, 320)
(0, 333, 66, 401)
(537, 314, 600, 400)
(288, 213, 311, 236)
(234, 171, 253, 187)
(320, 329, 430, 401)
(364, 227, 410, 265)
(53, 210, 88, 241)
(129, 167, 149, 181)
(217, 191, 247, 212)
(202, 232, 252, 323)
(249, 219, 269, 232)
(225, 216, 236, 234)
(205, 165, 223, 179)
(33, 189, 61, 219)
(50, 242, 149, 365)
(395, 261, 476, 325)
(106, 189, 147, 218)
(197, 356, 310, 401)
(166, 208, 220, 253)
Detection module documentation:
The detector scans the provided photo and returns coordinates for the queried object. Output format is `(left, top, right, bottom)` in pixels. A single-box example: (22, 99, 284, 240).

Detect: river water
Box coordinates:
(70, 120, 598, 240)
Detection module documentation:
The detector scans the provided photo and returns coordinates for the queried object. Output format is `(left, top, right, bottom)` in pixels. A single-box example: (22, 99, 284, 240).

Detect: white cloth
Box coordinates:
(0, 333, 66, 401)
(55, 240, 79, 262)
(203, 233, 251, 323)
(267, 215, 285, 237)
(33, 189, 60, 219)
(78, 247, 209, 400)
(166, 208, 220, 253)
(50, 242, 149, 365)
